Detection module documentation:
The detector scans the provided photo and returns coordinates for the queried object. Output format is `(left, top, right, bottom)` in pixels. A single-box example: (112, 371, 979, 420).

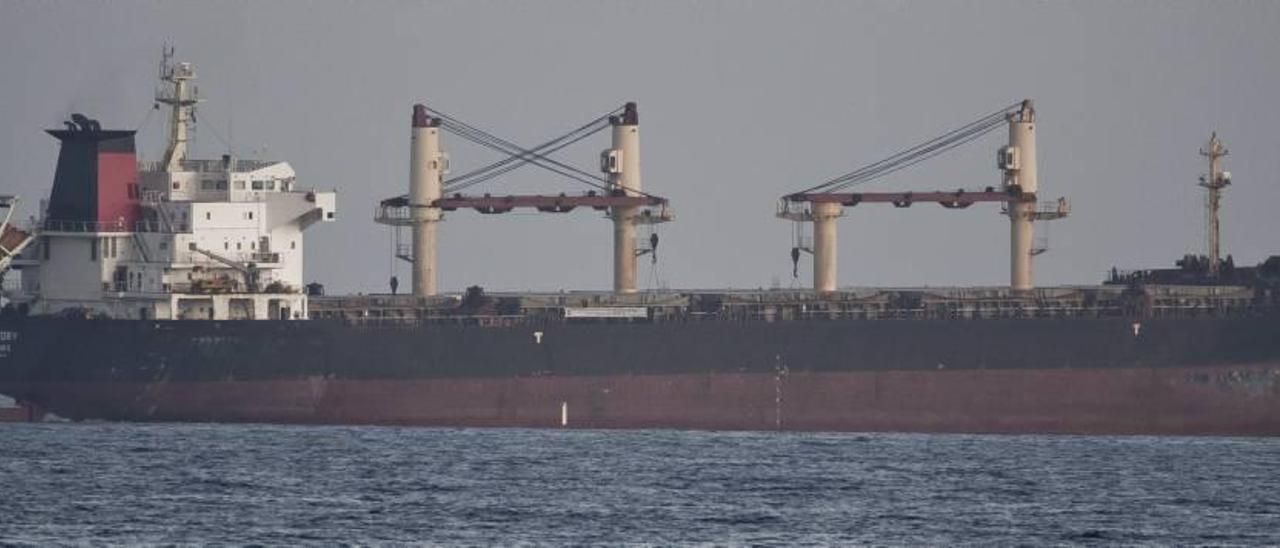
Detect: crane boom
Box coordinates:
(784, 188, 1030, 209)
(0, 196, 34, 277)
(188, 244, 260, 292)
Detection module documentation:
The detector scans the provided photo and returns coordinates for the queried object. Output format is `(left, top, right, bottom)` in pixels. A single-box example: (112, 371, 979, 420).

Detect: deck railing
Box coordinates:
(138, 158, 278, 174)
(41, 219, 188, 234)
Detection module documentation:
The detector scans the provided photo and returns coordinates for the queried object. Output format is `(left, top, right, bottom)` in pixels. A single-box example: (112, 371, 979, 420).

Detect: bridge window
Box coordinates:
(252, 180, 264, 190)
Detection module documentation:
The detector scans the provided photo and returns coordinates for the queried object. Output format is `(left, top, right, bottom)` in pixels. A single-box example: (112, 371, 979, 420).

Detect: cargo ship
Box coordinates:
(1, 51, 1278, 435)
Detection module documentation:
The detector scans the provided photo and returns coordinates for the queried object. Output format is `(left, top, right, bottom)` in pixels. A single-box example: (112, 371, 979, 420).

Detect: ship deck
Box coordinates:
(308, 284, 1268, 325)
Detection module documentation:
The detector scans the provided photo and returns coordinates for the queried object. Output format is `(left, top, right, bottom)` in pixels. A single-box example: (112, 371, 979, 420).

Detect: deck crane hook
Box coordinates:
(788, 218, 810, 279)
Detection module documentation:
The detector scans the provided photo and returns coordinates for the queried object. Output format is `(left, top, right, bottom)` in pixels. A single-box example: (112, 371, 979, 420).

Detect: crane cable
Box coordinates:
(794, 102, 1022, 196)
(802, 104, 1013, 193)
(427, 107, 613, 193)
(436, 117, 611, 193)
(444, 109, 620, 192)
(426, 106, 665, 200)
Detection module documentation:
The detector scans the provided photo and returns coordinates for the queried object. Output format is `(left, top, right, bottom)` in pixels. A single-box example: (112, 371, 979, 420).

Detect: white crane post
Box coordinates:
(410, 104, 444, 296)
(606, 103, 641, 294)
(811, 202, 842, 293)
(1004, 100, 1037, 292)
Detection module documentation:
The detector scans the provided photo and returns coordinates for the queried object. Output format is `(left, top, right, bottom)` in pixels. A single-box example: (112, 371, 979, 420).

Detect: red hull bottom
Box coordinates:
(0, 403, 44, 423)
(5, 365, 1280, 435)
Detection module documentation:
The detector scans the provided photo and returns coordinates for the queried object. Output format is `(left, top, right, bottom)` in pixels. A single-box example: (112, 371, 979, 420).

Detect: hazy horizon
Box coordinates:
(3, 1, 1278, 294)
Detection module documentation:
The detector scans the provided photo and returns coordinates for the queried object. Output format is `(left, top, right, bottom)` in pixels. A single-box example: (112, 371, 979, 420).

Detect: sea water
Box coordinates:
(1, 423, 1277, 544)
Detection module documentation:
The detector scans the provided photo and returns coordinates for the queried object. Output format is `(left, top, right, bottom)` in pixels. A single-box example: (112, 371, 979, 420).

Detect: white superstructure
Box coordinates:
(15, 50, 336, 320)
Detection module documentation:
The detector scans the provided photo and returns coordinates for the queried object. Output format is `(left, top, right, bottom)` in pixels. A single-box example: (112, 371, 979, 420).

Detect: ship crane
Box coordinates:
(376, 102, 673, 296)
(778, 100, 1069, 292)
(0, 196, 35, 279)
(187, 244, 262, 293)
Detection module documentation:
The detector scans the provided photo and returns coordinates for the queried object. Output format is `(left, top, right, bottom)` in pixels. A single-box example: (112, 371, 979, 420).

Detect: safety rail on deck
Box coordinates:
(98, 283, 301, 296)
(186, 253, 283, 269)
(138, 159, 279, 174)
(711, 307, 1133, 321)
(308, 297, 1278, 326)
(139, 190, 167, 204)
(41, 219, 189, 234)
(374, 204, 414, 226)
(250, 252, 281, 264)
(311, 313, 538, 328)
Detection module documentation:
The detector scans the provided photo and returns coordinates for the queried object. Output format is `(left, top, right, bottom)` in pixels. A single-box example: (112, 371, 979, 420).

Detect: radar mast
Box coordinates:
(1198, 132, 1230, 278)
(155, 46, 202, 172)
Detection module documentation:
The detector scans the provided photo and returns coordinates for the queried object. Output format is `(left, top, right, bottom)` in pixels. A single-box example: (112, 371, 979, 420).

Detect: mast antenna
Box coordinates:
(1198, 132, 1231, 278)
(155, 46, 203, 172)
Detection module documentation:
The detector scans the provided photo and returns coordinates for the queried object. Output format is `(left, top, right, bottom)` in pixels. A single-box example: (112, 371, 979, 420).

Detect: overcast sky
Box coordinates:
(2, 1, 1278, 294)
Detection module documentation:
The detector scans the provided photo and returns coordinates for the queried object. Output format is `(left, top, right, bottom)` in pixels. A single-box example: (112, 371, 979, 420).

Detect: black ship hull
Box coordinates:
(1, 315, 1278, 434)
